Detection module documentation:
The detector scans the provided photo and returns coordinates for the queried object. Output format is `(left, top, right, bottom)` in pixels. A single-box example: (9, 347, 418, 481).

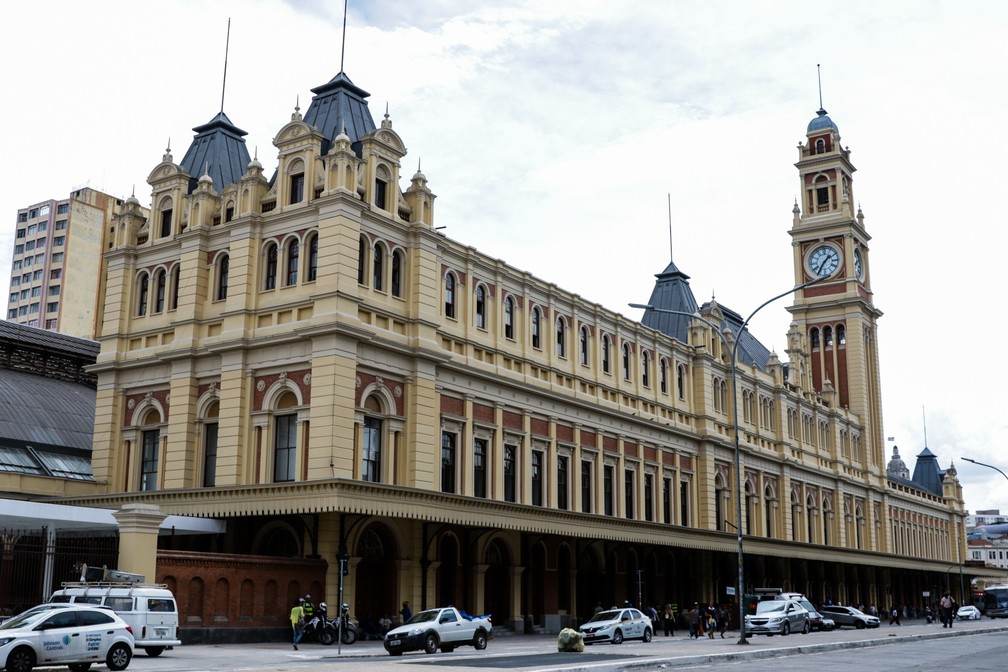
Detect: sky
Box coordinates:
(1, 0, 1005, 512)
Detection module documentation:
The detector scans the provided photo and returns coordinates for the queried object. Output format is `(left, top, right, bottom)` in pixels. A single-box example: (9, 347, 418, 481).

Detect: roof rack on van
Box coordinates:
(60, 581, 169, 590)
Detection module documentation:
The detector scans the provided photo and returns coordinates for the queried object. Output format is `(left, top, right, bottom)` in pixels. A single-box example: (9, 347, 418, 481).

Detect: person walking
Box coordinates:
(663, 604, 675, 637)
(400, 601, 413, 624)
(939, 594, 952, 628)
(706, 605, 716, 639)
(717, 605, 729, 639)
(889, 605, 901, 626)
(290, 598, 305, 650)
(688, 603, 700, 639)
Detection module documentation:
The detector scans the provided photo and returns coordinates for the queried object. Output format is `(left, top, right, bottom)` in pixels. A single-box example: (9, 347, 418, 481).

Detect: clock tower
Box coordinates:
(787, 106, 885, 471)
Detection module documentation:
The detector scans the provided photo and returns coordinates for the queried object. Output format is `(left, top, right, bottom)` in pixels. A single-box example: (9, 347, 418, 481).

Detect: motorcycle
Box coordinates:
(333, 603, 359, 645)
(303, 602, 339, 645)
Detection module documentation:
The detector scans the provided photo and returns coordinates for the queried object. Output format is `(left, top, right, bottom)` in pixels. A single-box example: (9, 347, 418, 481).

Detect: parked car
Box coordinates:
(579, 608, 654, 645)
(49, 584, 180, 657)
(956, 605, 981, 621)
(744, 599, 810, 636)
(0, 604, 134, 672)
(777, 594, 833, 631)
(383, 607, 491, 656)
(819, 605, 880, 629)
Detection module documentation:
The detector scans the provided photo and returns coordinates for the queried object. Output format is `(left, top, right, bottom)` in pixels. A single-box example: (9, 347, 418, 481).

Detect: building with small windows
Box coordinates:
(54, 69, 1004, 638)
(6, 188, 136, 339)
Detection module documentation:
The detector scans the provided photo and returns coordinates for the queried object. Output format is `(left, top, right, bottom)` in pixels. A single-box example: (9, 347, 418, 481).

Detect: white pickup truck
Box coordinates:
(383, 607, 491, 656)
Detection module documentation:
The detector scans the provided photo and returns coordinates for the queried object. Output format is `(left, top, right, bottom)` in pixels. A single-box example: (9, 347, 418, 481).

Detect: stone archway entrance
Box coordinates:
(437, 534, 460, 609)
(354, 523, 398, 631)
(483, 539, 510, 625)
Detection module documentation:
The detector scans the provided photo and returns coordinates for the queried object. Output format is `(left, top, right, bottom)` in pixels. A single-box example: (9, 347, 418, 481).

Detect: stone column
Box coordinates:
(472, 564, 488, 615)
(572, 425, 582, 513)
(522, 415, 532, 505)
(510, 566, 525, 632)
(547, 417, 558, 508)
(462, 397, 474, 496)
(113, 503, 165, 582)
(493, 406, 504, 499)
(616, 437, 626, 518)
(307, 333, 359, 480)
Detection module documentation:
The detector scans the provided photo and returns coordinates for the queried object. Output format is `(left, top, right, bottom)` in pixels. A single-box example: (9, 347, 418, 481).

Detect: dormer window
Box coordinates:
(225, 203, 235, 222)
(289, 171, 305, 204)
(815, 138, 826, 154)
(160, 208, 172, 238)
(374, 167, 389, 211)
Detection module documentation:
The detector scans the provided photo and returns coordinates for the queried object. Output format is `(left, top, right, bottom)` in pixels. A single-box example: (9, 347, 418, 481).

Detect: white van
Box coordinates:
(49, 582, 181, 657)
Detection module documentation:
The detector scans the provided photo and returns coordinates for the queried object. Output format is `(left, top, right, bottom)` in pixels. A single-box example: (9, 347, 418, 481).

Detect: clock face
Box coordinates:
(808, 244, 841, 278)
(854, 249, 864, 281)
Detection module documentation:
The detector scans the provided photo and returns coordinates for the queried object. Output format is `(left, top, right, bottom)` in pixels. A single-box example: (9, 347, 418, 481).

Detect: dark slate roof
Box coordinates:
(640, 260, 698, 344)
(911, 447, 944, 497)
(696, 301, 774, 369)
(178, 111, 252, 193)
(807, 108, 839, 134)
(0, 367, 95, 454)
(303, 71, 377, 155)
(0, 320, 99, 359)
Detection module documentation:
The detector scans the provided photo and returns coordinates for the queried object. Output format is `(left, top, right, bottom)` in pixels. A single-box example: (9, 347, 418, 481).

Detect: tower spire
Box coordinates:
(922, 405, 928, 448)
(339, 0, 349, 73)
(816, 63, 824, 112)
(220, 18, 231, 114)
(667, 192, 674, 263)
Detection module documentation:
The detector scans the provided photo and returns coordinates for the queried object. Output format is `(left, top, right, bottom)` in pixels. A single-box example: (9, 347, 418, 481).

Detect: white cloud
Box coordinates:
(2, 0, 1005, 511)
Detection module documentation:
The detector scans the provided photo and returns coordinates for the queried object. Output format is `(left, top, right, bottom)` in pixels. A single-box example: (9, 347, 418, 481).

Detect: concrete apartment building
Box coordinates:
(6, 187, 137, 339)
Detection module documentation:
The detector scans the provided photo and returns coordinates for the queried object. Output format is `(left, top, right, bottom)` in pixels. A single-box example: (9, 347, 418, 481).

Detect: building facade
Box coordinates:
(7, 188, 129, 338)
(967, 509, 1008, 529)
(63, 68, 987, 635)
(968, 539, 1008, 569)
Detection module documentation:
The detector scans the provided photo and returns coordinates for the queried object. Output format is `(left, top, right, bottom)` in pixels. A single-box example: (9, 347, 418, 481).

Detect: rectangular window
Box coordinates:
(28, 302, 39, 314)
(473, 437, 487, 498)
(50, 269, 61, 280)
(26, 224, 36, 235)
(18, 212, 27, 222)
(57, 203, 68, 214)
(273, 413, 297, 482)
(604, 465, 614, 516)
(8, 309, 17, 319)
(46, 302, 58, 313)
(644, 473, 654, 522)
(14, 245, 23, 254)
(362, 417, 382, 482)
(680, 480, 690, 526)
(374, 178, 388, 210)
(557, 455, 568, 511)
(52, 253, 63, 262)
(140, 429, 159, 491)
(625, 469, 635, 519)
(504, 444, 517, 503)
(531, 450, 543, 506)
(55, 220, 67, 230)
(203, 422, 218, 487)
(289, 172, 305, 204)
(53, 236, 64, 247)
(816, 186, 829, 207)
(25, 240, 35, 251)
(581, 460, 592, 513)
(48, 285, 60, 296)
(36, 238, 45, 249)
(441, 431, 456, 493)
(160, 209, 173, 237)
(32, 270, 42, 280)
(37, 222, 47, 232)
(663, 477, 672, 524)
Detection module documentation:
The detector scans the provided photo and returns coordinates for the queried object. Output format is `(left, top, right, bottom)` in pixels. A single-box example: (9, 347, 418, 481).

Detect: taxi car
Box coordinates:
(0, 604, 134, 672)
(578, 608, 654, 644)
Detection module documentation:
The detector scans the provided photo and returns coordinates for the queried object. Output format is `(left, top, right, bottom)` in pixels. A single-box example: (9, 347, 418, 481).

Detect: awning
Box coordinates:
(0, 498, 224, 535)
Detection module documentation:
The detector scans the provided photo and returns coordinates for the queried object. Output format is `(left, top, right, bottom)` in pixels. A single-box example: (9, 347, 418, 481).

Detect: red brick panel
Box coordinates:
(253, 368, 312, 411)
(580, 430, 597, 448)
(556, 424, 573, 443)
(354, 372, 403, 415)
(680, 455, 694, 471)
(624, 442, 639, 459)
(531, 417, 549, 437)
(503, 410, 523, 431)
(122, 389, 170, 426)
(441, 395, 464, 416)
(473, 403, 495, 424)
(603, 436, 618, 454)
(644, 446, 657, 462)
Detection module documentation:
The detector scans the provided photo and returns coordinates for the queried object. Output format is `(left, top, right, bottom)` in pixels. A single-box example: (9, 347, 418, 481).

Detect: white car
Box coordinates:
(579, 608, 654, 644)
(956, 605, 981, 621)
(383, 607, 491, 656)
(0, 604, 134, 672)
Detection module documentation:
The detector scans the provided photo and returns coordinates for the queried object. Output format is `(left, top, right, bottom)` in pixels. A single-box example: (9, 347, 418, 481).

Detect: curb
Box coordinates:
(607, 625, 1008, 671)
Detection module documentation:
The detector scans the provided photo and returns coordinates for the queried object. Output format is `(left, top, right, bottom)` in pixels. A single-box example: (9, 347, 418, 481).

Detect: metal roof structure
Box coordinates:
(910, 446, 945, 497)
(640, 260, 698, 345)
(0, 320, 99, 361)
(807, 108, 839, 134)
(303, 71, 377, 155)
(0, 498, 224, 535)
(178, 111, 252, 194)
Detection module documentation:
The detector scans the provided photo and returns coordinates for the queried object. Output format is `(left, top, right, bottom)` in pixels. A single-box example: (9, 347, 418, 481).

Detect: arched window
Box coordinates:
(264, 242, 278, 290)
(444, 273, 456, 318)
(158, 197, 173, 238)
(168, 266, 180, 311)
(357, 236, 368, 285)
(579, 326, 589, 366)
(823, 325, 833, 347)
(272, 391, 299, 483)
(362, 395, 384, 483)
(136, 272, 149, 316)
(216, 254, 229, 301)
(374, 166, 389, 210)
(641, 350, 650, 387)
(764, 485, 775, 538)
(660, 358, 668, 394)
(373, 242, 385, 291)
(286, 239, 300, 286)
(556, 316, 566, 358)
(815, 138, 825, 154)
(676, 363, 686, 400)
(836, 323, 846, 346)
(288, 159, 305, 205)
(503, 296, 515, 339)
(307, 234, 318, 282)
(809, 327, 820, 349)
(390, 249, 403, 297)
(531, 306, 541, 349)
(475, 284, 487, 329)
(622, 342, 631, 381)
(154, 269, 166, 313)
(602, 335, 611, 373)
(224, 201, 235, 222)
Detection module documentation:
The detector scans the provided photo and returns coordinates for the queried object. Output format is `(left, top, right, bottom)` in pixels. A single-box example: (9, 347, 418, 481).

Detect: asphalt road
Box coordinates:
(98, 620, 1007, 672)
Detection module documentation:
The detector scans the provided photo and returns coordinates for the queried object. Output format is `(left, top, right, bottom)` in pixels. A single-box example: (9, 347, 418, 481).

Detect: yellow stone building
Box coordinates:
(64, 68, 985, 633)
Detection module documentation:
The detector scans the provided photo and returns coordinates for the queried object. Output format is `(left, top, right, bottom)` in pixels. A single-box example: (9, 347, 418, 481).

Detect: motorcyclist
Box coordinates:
(303, 594, 316, 620)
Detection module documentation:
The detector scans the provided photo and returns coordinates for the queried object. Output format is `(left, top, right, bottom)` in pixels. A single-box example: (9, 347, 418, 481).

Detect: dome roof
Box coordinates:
(807, 108, 838, 134)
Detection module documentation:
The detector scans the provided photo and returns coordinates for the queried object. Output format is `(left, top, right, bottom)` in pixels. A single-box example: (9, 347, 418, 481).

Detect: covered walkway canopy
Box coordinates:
(0, 497, 223, 535)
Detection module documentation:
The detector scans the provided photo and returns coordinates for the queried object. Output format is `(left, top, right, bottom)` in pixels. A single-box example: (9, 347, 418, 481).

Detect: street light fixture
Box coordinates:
(629, 274, 826, 645)
(961, 457, 1008, 482)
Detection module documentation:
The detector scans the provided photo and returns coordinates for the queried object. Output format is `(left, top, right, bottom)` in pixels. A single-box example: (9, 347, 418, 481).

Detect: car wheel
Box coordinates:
(106, 643, 132, 672)
(143, 647, 165, 657)
(855, 620, 866, 629)
(782, 622, 790, 636)
(473, 630, 488, 650)
(643, 627, 653, 643)
(802, 620, 810, 634)
(424, 633, 439, 655)
(612, 629, 624, 645)
(388, 650, 403, 657)
(69, 664, 92, 672)
(6, 647, 35, 672)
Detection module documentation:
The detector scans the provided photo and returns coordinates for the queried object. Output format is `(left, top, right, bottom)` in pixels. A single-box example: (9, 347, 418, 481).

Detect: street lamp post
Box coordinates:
(961, 457, 1008, 482)
(630, 275, 825, 645)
